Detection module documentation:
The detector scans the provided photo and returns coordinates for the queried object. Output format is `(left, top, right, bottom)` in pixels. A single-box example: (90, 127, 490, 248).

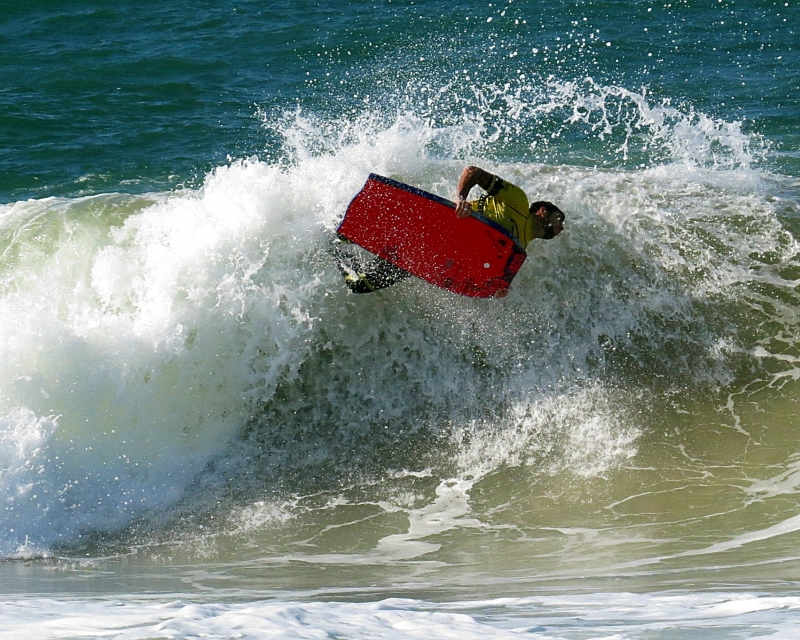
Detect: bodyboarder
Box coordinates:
(334, 166, 565, 296)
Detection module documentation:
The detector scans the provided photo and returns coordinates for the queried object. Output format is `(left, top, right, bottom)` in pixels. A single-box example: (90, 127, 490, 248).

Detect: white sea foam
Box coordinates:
(1, 592, 799, 640)
(452, 385, 639, 480)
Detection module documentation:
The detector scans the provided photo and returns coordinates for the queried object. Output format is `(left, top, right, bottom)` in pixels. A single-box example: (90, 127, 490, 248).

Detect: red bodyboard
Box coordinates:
(337, 174, 527, 298)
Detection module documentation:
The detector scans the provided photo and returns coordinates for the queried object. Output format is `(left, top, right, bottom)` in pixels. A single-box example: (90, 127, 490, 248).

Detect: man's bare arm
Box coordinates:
(455, 166, 495, 218)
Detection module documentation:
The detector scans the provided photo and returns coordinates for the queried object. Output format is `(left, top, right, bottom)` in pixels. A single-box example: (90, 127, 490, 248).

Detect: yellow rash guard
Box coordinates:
(470, 174, 542, 246)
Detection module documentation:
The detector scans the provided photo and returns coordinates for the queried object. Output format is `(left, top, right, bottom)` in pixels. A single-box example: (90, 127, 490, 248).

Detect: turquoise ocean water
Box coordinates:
(2, 1, 800, 637)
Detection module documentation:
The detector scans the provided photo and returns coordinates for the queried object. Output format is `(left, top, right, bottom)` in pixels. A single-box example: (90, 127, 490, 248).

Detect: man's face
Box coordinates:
(547, 210, 564, 237)
(539, 207, 564, 239)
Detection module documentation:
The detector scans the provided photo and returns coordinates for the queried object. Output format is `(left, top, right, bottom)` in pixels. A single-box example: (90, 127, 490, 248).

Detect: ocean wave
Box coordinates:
(1, 85, 798, 558)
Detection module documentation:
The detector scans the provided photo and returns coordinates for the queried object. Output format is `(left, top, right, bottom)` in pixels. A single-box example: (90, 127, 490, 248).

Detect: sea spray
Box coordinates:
(0, 162, 326, 555)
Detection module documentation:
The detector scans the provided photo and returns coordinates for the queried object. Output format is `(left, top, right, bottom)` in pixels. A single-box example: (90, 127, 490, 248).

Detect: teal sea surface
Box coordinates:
(2, 1, 800, 638)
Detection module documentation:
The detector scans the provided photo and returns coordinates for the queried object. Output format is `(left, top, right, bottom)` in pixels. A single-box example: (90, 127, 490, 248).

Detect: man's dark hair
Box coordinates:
(530, 201, 565, 240)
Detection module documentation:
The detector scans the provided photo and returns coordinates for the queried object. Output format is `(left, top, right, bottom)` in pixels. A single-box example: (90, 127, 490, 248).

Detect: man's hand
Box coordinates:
(455, 197, 472, 218)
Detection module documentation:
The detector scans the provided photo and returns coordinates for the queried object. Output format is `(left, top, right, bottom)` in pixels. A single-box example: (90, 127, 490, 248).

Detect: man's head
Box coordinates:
(530, 201, 565, 239)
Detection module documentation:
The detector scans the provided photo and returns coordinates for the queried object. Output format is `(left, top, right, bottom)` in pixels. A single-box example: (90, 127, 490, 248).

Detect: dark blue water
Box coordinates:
(2, 0, 797, 203)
